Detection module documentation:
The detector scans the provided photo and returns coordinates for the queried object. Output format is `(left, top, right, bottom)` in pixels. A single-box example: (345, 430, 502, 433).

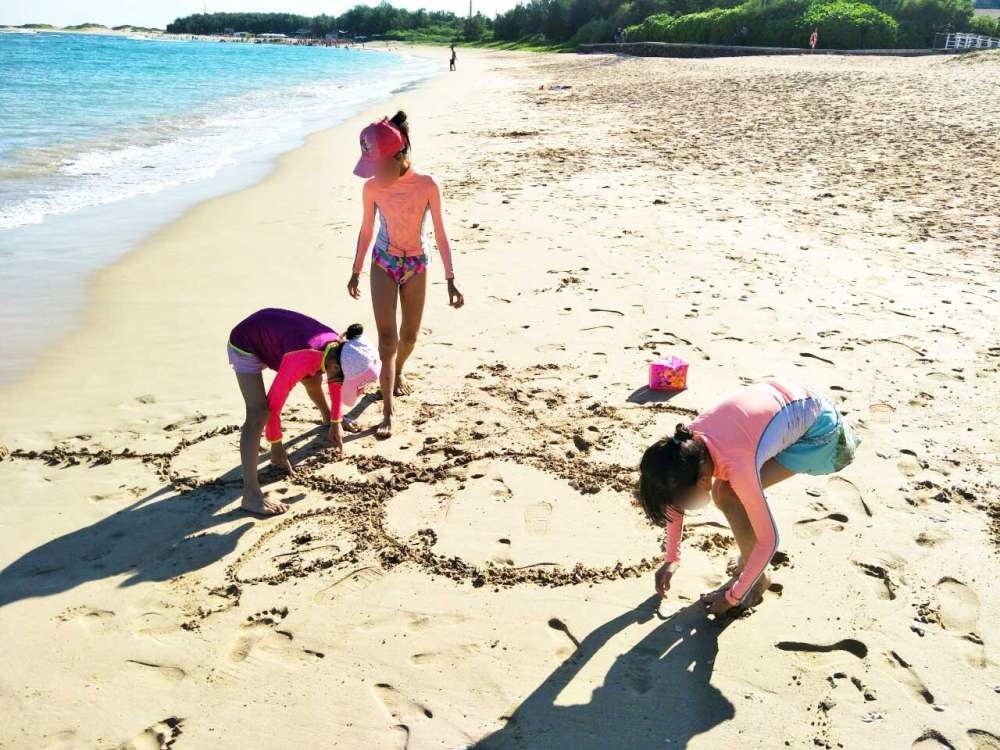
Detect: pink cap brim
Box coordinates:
(340, 367, 379, 408)
(353, 156, 377, 178)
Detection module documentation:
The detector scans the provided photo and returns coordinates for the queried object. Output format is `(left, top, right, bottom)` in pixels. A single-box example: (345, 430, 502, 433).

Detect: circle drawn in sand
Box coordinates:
(223, 443, 662, 590)
(384, 459, 660, 572)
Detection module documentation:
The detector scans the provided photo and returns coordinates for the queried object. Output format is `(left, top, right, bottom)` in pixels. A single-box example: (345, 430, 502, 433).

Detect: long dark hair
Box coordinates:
(389, 110, 410, 157)
(637, 424, 708, 526)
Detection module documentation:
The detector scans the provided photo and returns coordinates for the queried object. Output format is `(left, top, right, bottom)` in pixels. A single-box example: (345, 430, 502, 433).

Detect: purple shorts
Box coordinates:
(227, 342, 266, 374)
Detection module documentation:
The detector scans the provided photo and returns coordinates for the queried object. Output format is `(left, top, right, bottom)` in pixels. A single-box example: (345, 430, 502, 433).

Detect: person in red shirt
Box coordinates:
(228, 308, 379, 515)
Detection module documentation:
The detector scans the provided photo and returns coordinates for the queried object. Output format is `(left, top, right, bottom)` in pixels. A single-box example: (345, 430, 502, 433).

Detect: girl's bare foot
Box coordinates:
(376, 415, 393, 440)
(394, 373, 412, 396)
(344, 418, 363, 434)
(743, 572, 772, 608)
(241, 488, 288, 516)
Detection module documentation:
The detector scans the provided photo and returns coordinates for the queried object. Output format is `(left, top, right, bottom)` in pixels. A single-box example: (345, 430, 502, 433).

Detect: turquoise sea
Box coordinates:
(0, 31, 440, 382)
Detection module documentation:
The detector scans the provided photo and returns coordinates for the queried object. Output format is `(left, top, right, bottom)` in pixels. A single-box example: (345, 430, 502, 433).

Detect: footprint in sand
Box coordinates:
(869, 402, 895, 424)
(313, 566, 385, 604)
(853, 561, 898, 600)
(489, 468, 513, 500)
(491, 538, 514, 565)
(623, 644, 659, 695)
(897, 449, 923, 478)
(125, 659, 187, 684)
(55, 605, 115, 628)
(968, 730, 1000, 750)
(935, 577, 986, 668)
(912, 730, 956, 750)
(222, 607, 323, 674)
(372, 682, 435, 750)
(794, 511, 849, 537)
(886, 650, 935, 705)
(410, 642, 485, 667)
(114, 717, 183, 750)
(524, 501, 553, 536)
(826, 476, 872, 517)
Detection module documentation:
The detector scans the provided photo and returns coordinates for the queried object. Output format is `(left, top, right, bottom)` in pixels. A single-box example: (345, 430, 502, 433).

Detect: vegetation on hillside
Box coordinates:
(163, 0, 996, 52)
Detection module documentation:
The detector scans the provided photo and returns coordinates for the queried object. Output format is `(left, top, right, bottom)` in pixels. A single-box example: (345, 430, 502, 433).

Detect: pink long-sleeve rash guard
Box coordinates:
(352, 169, 454, 279)
(663, 380, 818, 607)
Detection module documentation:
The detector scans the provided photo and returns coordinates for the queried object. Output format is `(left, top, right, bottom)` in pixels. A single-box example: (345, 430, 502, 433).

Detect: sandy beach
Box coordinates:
(1, 46, 998, 749)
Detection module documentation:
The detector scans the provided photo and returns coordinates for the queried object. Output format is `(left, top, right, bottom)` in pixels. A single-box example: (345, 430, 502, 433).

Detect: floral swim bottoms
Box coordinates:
(373, 243, 428, 286)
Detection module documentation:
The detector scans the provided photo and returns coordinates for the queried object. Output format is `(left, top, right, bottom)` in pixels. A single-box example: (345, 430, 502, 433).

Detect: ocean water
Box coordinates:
(0, 32, 441, 383)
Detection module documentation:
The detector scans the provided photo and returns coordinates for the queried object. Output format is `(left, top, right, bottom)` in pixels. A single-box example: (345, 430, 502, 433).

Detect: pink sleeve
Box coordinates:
(664, 514, 683, 565)
(328, 381, 343, 422)
(265, 351, 321, 443)
(427, 179, 454, 280)
(352, 181, 376, 275)
(725, 464, 780, 606)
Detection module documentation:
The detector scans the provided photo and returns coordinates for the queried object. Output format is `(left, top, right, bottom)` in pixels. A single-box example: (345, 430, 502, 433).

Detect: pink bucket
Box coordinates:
(648, 356, 689, 392)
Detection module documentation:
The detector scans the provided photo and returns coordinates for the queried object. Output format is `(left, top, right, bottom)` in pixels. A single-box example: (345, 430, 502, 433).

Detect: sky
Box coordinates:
(1, 0, 517, 29)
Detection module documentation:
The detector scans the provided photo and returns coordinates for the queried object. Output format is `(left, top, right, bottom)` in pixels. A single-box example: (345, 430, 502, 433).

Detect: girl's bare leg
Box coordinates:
(371, 264, 400, 438)
(236, 372, 289, 515)
(394, 270, 427, 396)
(712, 459, 795, 602)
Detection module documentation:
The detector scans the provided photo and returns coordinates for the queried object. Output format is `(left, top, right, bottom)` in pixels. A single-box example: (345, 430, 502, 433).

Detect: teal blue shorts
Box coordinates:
(774, 397, 860, 475)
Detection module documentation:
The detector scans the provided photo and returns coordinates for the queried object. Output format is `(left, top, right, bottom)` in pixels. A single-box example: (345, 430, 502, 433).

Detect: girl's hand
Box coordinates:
(654, 562, 677, 597)
(700, 589, 735, 616)
(269, 442, 296, 476)
(447, 278, 464, 309)
(347, 273, 362, 300)
(327, 422, 344, 456)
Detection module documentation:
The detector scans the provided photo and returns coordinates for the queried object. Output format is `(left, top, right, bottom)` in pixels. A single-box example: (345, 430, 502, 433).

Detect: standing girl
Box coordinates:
(348, 110, 464, 439)
(228, 308, 380, 515)
(637, 379, 861, 614)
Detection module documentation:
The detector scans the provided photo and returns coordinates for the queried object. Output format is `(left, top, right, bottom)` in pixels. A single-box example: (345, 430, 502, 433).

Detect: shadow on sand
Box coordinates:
(472, 596, 735, 750)
(0, 423, 354, 609)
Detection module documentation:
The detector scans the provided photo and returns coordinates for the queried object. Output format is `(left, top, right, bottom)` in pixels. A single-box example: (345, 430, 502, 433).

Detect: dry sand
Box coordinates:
(1, 47, 999, 750)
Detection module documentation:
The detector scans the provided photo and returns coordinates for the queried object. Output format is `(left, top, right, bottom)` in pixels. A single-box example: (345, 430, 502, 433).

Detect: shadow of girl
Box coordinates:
(0, 432, 326, 609)
(472, 597, 736, 749)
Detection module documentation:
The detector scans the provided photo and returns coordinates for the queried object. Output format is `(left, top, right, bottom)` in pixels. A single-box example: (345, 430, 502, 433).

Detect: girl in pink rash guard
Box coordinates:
(348, 110, 465, 440)
(228, 308, 379, 516)
(637, 379, 861, 615)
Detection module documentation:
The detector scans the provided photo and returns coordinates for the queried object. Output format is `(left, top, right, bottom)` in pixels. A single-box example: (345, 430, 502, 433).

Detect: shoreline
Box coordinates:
(0, 40, 443, 388)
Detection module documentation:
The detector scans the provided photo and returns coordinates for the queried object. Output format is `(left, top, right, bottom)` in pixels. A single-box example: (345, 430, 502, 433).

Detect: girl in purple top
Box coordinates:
(228, 308, 379, 515)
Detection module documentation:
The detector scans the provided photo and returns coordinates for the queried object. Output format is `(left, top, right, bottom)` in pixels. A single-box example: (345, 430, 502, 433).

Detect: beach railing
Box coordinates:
(935, 32, 1000, 49)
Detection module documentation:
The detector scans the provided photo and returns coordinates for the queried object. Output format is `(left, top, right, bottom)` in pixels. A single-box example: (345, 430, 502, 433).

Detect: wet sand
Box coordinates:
(0, 47, 998, 750)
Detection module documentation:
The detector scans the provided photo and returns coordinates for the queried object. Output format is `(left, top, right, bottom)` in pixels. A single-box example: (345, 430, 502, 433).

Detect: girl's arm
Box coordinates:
(427, 178, 454, 280)
(327, 381, 343, 422)
(664, 513, 683, 566)
(352, 180, 376, 275)
(264, 351, 322, 443)
(725, 472, 780, 606)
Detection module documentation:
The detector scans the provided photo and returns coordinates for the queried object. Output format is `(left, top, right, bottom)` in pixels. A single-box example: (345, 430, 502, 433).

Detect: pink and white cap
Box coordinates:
(353, 119, 406, 177)
(339, 336, 380, 407)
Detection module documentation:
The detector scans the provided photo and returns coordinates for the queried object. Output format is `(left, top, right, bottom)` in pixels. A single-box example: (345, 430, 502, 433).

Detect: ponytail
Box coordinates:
(389, 110, 410, 156)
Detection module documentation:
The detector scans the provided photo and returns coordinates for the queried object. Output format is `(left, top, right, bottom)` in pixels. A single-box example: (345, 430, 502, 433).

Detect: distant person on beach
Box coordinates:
(450, 44, 457, 71)
(349, 111, 464, 440)
(228, 308, 379, 515)
(637, 379, 860, 615)
(809, 28, 819, 50)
